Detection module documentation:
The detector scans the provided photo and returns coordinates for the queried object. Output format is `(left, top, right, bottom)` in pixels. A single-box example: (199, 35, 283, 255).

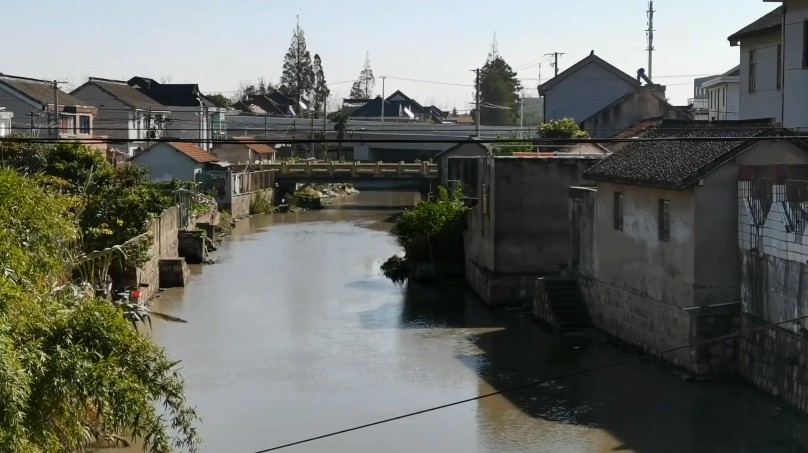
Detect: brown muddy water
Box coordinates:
(112, 191, 808, 453)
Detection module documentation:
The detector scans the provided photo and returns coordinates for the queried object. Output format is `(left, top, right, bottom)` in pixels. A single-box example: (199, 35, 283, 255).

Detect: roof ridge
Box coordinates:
(0, 73, 54, 84)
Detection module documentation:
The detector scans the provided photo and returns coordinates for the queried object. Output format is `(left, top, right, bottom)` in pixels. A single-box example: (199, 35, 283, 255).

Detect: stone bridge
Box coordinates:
(231, 161, 438, 183)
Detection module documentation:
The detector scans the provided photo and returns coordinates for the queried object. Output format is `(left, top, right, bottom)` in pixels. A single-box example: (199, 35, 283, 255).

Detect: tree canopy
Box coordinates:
(0, 162, 199, 452)
(280, 19, 315, 112)
(539, 118, 590, 138)
(206, 93, 230, 108)
(476, 56, 522, 126)
(312, 54, 330, 117)
(350, 52, 375, 99)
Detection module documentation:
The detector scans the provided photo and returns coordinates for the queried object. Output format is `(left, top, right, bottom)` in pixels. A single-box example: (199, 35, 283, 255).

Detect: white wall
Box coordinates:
(0, 88, 48, 136)
(783, 0, 808, 128)
(543, 63, 637, 123)
(707, 82, 740, 120)
(130, 142, 202, 181)
(739, 32, 783, 121)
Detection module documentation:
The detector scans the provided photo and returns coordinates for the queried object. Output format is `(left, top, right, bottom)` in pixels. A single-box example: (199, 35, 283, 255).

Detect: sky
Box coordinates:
(2, 0, 779, 112)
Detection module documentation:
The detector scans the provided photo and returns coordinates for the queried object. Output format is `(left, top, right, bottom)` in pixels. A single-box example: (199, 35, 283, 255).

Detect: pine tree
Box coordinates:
(280, 17, 315, 114)
(476, 56, 522, 126)
(351, 51, 375, 98)
(312, 54, 330, 117)
(349, 81, 364, 99)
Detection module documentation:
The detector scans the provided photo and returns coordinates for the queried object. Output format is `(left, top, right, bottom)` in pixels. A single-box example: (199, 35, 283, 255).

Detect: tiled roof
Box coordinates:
(165, 142, 219, 163)
(232, 136, 276, 154)
(538, 51, 639, 94)
(584, 119, 777, 190)
(76, 78, 166, 109)
(0, 74, 90, 107)
(728, 6, 783, 45)
(128, 77, 214, 107)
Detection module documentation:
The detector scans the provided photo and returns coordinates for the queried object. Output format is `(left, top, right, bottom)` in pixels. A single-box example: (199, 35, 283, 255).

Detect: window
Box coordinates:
(613, 192, 623, 231)
(79, 115, 90, 134)
(777, 44, 783, 89)
(749, 49, 757, 92)
(59, 114, 75, 134)
(659, 199, 670, 241)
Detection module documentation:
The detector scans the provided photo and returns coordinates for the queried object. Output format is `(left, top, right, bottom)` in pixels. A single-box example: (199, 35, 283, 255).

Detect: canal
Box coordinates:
(135, 191, 808, 452)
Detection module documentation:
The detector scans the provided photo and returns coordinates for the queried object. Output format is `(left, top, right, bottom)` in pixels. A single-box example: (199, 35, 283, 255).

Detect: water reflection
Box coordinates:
(102, 191, 808, 453)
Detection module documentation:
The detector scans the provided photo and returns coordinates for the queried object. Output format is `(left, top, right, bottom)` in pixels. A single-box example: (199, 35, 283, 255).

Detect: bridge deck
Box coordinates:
(231, 161, 438, 180)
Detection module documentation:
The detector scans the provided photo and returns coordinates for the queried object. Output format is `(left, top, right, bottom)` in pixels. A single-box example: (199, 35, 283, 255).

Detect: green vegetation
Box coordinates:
(476, 52, 522, 126)
(249, 195, 275, 215)
(492, 131, 534, 156)
(0, 167, 199, 452)
(206, 93, 231, 108)
(1, 138, 174, 269)
(538, 118, 590, 138)
(382, 186, 468, 283)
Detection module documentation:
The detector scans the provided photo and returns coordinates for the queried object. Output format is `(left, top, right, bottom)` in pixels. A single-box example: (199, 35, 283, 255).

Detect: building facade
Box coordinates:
(0, 74, 96, 139)
(702, 66, 741, 121)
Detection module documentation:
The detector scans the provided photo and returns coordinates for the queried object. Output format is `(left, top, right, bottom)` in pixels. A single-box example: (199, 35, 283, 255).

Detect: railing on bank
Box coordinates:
(232, 169, 275, 195)
(238, 161, 438, 179)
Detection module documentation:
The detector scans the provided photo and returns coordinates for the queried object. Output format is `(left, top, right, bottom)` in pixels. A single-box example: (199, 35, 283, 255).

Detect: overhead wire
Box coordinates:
(251, 313, 808, 452)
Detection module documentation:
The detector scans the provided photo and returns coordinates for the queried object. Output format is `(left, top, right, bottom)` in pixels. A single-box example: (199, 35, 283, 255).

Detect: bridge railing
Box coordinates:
(240, 161, 437, 178)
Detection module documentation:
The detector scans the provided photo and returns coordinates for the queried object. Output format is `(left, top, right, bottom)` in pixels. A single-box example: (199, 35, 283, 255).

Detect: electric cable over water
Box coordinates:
(251, 313, 808, 452)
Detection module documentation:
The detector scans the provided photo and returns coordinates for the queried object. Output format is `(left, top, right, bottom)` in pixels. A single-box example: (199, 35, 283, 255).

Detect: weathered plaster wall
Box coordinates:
(464, 157, 597, 305)
(593, 182, 696, 309)
(694, 164, 741, 305)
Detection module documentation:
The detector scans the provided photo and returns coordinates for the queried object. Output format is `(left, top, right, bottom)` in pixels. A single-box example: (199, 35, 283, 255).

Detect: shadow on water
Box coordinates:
(395, 282, 808, 453)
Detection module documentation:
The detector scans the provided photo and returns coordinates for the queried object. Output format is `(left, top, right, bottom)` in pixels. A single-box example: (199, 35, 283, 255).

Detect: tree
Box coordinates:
(0, 168, 199, 452)
(476, 56, 522, 126)
(539, 118, 590, 138)
(350, 51, 375, 98)
(333, 110, 349, 161)
(280, 17, 315, 114)
(207, 93, 231, 108)
(312, 54, 330, 117)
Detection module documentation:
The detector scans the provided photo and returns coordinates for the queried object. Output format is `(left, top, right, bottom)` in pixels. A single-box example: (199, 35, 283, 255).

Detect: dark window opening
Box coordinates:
(777, 44, 783, 89)
(79, 115, 90, 134)
(749, 49, 757, 93)
(614, 192, 623, 231)
(659, 199, 670, 241)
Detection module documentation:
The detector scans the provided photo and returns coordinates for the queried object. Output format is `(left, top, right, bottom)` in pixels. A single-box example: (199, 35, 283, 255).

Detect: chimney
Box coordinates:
(637, 68, 654, 86)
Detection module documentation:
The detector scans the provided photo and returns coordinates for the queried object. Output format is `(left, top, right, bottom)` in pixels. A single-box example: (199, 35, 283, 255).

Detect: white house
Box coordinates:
(0, 109, 12, 137)
(72, 78, 171, 156)
(128, 77, 227, 152)
(130, 141, 220, 181)
(212, 137, 277, 164)
(702, 66, 740, 120)
(777, 0, 808, 128)
(0, 74, 96, 138)
(728, 6, 784, 122)
(729, 1, 808, 128)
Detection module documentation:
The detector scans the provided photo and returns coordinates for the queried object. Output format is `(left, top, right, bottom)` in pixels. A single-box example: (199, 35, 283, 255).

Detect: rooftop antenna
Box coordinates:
(646, 1, 655, 80)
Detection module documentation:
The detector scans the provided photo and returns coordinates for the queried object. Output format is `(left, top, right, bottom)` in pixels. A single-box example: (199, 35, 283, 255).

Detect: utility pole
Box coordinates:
(473, 68, 481, 137)
(380, 76, 386, 124)
(646, 1, 656, 80)
(520, 91, 524, 136)
(52, 80, 59, 137)
(26, 111, 41, 136)
(544, 52, 565, 78)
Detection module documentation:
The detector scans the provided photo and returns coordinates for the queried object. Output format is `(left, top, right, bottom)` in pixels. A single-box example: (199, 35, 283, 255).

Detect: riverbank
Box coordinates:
(113, 191, 808, 452)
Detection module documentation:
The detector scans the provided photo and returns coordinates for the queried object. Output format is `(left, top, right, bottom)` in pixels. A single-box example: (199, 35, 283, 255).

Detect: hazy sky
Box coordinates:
(2, 0, 777, 111)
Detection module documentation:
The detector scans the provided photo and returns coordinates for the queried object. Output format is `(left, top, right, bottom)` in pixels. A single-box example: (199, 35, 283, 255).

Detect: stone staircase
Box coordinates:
(534, 278, 594, 331)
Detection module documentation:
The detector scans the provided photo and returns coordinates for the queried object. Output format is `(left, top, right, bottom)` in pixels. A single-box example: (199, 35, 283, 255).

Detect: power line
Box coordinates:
(4, 134, 808, 146)
(251, 313, 808, 452)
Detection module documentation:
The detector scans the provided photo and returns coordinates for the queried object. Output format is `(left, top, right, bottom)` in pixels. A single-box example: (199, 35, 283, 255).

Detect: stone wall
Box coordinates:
(580, 275, 693, 369)
(228, 188, 274, 219)
(465, 260, 535, 306)
(128, 206, 180, 303)
(738, 314, 808, 412)
(580, 274, 741, 375)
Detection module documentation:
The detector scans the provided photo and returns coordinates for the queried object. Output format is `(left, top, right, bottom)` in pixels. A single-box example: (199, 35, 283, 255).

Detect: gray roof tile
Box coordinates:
(584, 119, 777, 189)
